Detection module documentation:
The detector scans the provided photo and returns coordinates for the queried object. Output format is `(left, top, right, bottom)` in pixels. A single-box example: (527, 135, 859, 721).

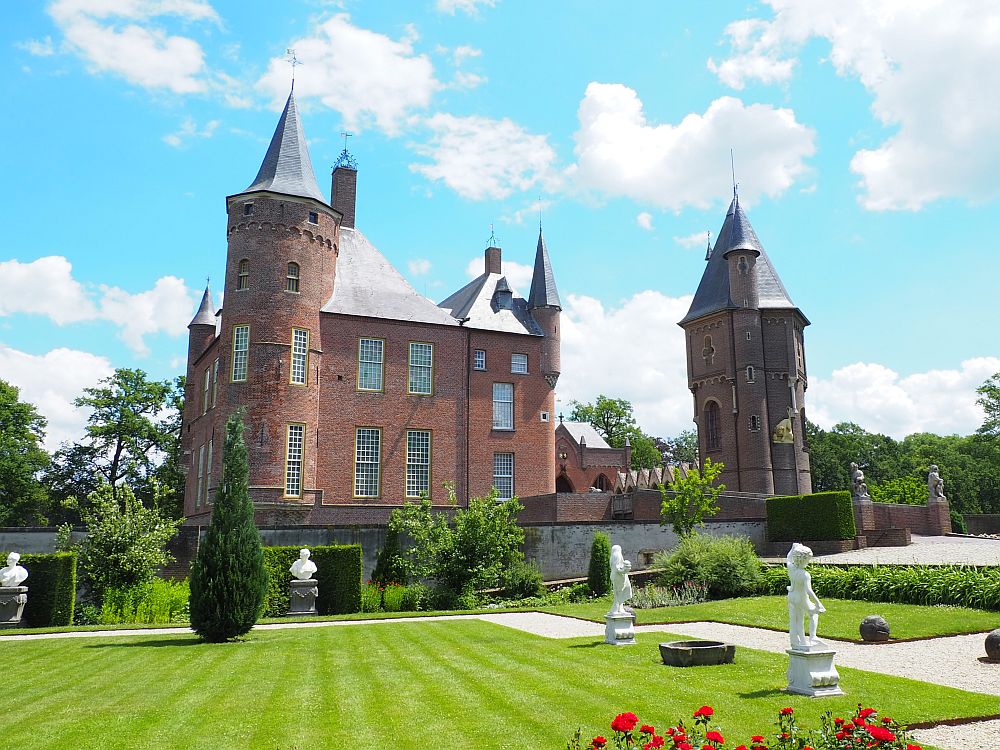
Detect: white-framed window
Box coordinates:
(237, 259, 249, 291)
(473, 349, 486, 370)
(354, 428, 382, 497)
(408, 342, 433, 395)
(308, 211, 319, 224)
(511, 353, 528, 374)
(291, 328, 309, 385)
(232, 325, 250, 382)
(406, 430, 431, 498)
(493, 452, 514, 500)
(286, 262, 300, 293)
(211, 358, 219, 408)
(746, 365, 755, 383)
(202, 368, 210, 416)
(284, 423, 305, 498)
(205, 438, 213, 504)
(493, 383, 514, 430)
(749, 415, 761, 432)
(196, 444, 205, 508)
(358, 338, 384, 391)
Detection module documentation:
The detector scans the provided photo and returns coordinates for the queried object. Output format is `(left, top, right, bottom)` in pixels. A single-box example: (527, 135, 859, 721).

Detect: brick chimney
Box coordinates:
(485, 246, 501, 275)
(331, 166, 357, 229)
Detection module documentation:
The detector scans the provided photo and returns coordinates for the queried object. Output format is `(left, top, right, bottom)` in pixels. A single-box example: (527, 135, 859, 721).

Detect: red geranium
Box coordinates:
(779, 707, 794, 716)
(591, 737, 607, 749)
(705, 730, 724, 744)
(612, 712, 640, 733)
(906, 745, 923, 750)
(750, 736, 764, 743)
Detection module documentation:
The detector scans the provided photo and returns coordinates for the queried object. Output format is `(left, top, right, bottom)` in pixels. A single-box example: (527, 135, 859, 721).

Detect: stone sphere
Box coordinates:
(859, 615, 890, 642)
(985, 629, 1000, 661)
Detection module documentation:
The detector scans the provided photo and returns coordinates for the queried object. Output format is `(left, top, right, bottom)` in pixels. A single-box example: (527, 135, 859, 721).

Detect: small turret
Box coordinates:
(527, 228, 561, 388)
(187, 285, 216, 361)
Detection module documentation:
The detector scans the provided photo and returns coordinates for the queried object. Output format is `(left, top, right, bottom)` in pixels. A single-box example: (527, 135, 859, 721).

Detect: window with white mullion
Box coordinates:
(291, 328, 309, 385)
(493, 452, 514, 500)
(196, 444, 206, 508)
(232, 325, 250, 382)
(406, 430, 431, 497)
(408, 342, 433, 395)
(202, 368, 210, 415)
(358, 338, 384, 391)
(284, 424, 305, 498)
(354, 428, 382, 497)
(511, 353, 528, 374)
(492, 382, 514, 430)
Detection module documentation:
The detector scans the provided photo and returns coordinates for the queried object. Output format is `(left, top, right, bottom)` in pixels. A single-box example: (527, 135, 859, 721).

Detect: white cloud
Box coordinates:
(450, 70, 487, 90)
(436, 0, 496, 16)
(636, 212, 654, 231)
(162, 117, 220, 148)
(464, 256, 533, 292)
(503, 199, 552, 226)
(18, 36, 55, 56)
(709, 0, 1000, 210)
(568, 83, 814, 210)
(408, 258, 432, 276)
(98, 276, 196, 356)
(257, 14, 439, 136)
(411, 113, 558, 200)
(48, 0, 217, 94)
(453, 45, 482, 65)
(557, 291, 694, 438)
(808, 357, 1000, 439)
(0, 257, 97, 324)
(0, 345, 114, 450)
(673, 231, 710, 250)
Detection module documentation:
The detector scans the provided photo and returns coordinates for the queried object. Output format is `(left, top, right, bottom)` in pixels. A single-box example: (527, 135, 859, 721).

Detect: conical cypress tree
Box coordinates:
(587, 532, 612, 596)
(189, 409, 267, 642)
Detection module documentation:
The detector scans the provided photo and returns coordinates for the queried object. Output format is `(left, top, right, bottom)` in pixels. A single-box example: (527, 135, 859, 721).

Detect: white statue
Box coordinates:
(0, 552, 28, 588)
(289, 548, 317, 581)
(928, 465, 946, 501)
(786, 543, 826, 650)
(850, 462, 870, 500)
(608, 545, 633, 616)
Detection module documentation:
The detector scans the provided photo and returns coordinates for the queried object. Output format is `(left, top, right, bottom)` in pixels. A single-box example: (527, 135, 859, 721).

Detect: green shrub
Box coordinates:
(401, 583, 431, 611)
(261, 545, 363, 617)
(100, 578, 189, 624)
(382, 583, 407, 612)
(766, 491, 856, 542)
(360, 582, 382, 613)
(630, 581, 708, 609)
(950, 510, 967, 533)
(371, 530, 407, 585)
(19, 552, 77, 627)
(501, 559, 544, 599)
(655, 533, 763, 599)
(587, 532, 611, 596)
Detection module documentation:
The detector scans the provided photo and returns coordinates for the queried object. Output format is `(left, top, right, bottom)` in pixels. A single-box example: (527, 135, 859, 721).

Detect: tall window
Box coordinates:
(232, 325, 250, 382)
(406, 430, 431, 498)
(358, 338, 384, 391)
(493, 453, 514, 500)
(202, 368, 210, 415)
(749, 415, 761, 432)
(196, 444, 205, 508)
(354, 428, 382, 497)
(205, 438, 213, 504)
(473, 349, 486, 370)
(704, 400, 721, 450)
(746, 365, 755, 383)
(284, 424, 305, 498)
(211, 358, 219, 408)
(492, 383, 514, 430)
(286, 262, 300, 293)
(291, 328, 309, 385)
(237, 259, 249, 290)
(511, 353, 528, 374)
(408, 342, 433, 395)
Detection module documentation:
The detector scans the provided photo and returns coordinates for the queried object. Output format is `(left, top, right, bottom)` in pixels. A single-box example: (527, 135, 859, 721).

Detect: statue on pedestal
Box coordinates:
(289, 548, 317, 581)
(604, 544, 635, 645)
(0, 553, 28, 588)
(0, 552, 29, 629)
(787, 543, 825, 650)
(850, 463, 871, 502)
(928, 465, 946, 502)
(287, 548, 318, 616)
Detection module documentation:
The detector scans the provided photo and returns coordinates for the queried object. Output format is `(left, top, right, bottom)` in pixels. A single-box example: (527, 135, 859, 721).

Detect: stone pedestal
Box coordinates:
(0, 587, 28, 628)
(288, 579, 318, 616)
(605, 611, 636, 645)
(786, 644, 844, 697)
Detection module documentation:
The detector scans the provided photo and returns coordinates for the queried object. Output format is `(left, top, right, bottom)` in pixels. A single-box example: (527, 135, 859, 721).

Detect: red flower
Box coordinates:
(858, 707, 877, 719)
(591, 737, 607, 749)
(780, 707, 794, 715)
(751, 736, 764, 743)
(644, 736, 665, 749)
(881, 717, 892, 724)
(835, 732, 846, 741)
(735, 746, 749, 750)
(676, 743, 693, 750)
(612, 712, 640, 733)
(641, 725, 657, 735)
(833, 718, 844, 726)
(701, 745, 712, 750)
(694, 706, 715, 718)
(751, 745, 767, 750)
(705, 730, 725, 744)
(869, 726, 896, 742)
(906, 745, 923, 750)
(853, 717, 865, 727)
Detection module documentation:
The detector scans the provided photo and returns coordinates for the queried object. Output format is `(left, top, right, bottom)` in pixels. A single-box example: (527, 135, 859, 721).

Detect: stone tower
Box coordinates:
(679, 196, 811, 495)
(527, 227, 562, 389)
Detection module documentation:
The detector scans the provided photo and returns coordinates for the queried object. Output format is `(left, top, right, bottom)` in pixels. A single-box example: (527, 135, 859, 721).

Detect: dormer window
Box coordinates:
(243, 202, 253, 216)
(308, 211, 318, 224)
(237, 259, 249, 291)
(493, 277, 513, 311)
(286, 262, 300, 293)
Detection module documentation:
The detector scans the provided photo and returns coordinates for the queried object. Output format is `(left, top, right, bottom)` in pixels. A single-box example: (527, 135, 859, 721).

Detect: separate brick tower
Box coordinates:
(679, 196, 811, 495)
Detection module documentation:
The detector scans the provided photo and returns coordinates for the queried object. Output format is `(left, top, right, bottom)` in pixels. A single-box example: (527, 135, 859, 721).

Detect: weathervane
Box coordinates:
(334, 130, 358, 170)
(730, 148, 738, 200)
(489, 223, 497, 247)
(286, 48, 301, 89)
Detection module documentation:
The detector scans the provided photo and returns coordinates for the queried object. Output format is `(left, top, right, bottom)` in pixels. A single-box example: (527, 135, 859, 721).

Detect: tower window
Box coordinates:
(243, 202, 253, 216)
(746, 331, 752, 341)
(202, 368, 210, 416)
(511, 353, 528, 374)
(704, 400, 721, 450)
(746, 366, 755, 383)
(702, 335, 715, 366)
(291, 328, 309, 385)
(308, 211, 319, 224)
(232, 324, 250, 382)
(284, 424, 305, 498)
(286, 262, 300, 293)
(237, 259, 249, 291)
(749, 415, 761, 432)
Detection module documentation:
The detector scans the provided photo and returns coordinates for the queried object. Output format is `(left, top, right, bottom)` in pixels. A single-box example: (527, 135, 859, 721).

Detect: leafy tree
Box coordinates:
(659, 457, 726, 538)
(189, 410, 267, 642)
(0, 380, 51, 525)
(570, 395, 662, 469)
(869, 476, 927, 505)
(77, 481, 180, 601)
(804, 421, 903, 492)
(587, 532, 611, 596)
(371, 529, 408, 586)
(977, 372, 1000, 437)
(625, 428, 663, 470)
(659, 429, 699, 464)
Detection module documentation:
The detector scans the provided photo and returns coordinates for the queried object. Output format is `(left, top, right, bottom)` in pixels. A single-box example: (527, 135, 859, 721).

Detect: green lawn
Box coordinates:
(2, 619, 997, 749)
(543, 595, 1000, 641)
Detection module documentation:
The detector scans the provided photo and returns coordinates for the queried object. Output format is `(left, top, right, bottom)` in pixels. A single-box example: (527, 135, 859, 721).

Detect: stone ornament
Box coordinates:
(928, 465, 947, 502)
(0, 552, 28, 588)
(850, 462, 871, 502)
(785, 542, 844, 697)
(0, 552, 29, 629)
(859, 615, 890, 642)
(985, 629, 1000, 661)
(604, 544, 636, 645)
(289, 548, 317, 581)
(287, 549, 318, 616)
(771, 407, 795, 444)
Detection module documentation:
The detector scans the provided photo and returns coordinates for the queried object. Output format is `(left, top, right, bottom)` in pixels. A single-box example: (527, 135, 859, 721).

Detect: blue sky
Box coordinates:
(2, 0, 998, 448)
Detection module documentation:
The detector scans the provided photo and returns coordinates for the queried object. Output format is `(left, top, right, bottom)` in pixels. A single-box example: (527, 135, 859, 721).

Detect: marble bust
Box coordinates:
(608, 545, 633, 616)
(289, 548, 317, 581)
(786, 543, 825, 650)
(0, 552, 28, 588)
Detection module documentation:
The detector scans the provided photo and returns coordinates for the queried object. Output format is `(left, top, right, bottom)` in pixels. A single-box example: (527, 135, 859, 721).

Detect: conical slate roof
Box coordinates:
(679, 197, 800, 325)
(241, 91, 326, 204)
(188, 286, 216, 328)
(528, 228, 561, 309)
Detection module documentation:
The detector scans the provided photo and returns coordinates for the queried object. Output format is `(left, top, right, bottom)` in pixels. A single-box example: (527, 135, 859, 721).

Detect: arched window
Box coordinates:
(746, 365, 755, 383)
(704, 400, 721, 450)
(237, 259, 249, 291)
(702, 335, 715, 365)
(286, 262, 300, 293)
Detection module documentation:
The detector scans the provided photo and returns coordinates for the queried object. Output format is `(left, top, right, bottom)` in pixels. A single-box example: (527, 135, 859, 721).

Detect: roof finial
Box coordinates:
(489, 223, 497, 247)
(705, 231, 712, 261)
(334, 131, 358, 170)
(730, 147, 738, 201)
(538, 195, 543, 232)
(286, 48, 301, 90)
(341, 131, 353, 151)
(206, 275, 210, 289)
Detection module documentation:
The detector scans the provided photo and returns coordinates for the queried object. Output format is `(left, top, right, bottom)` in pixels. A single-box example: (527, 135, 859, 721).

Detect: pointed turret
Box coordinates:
(528, 228, 561, 310)
(188, 285, 216, 328)
(186, 284, 217, 375)
(527, 227, 561, 388)
(241, 91, 327, 204)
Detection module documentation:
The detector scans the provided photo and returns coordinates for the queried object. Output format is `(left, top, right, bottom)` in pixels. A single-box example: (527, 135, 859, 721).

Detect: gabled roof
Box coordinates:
(679, 197, 801, 325)
(322, 227, 458, 326)
(528, 228, 561, 309)
(438, 272, 542, 336)
(188, 286, 216, 327)
(558, 420, 611, 449)
(240, 91, 327, 205)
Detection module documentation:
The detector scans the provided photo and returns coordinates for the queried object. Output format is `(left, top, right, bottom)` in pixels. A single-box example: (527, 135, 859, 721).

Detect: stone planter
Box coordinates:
(0, 587, 28, 628)
(659, 640, 735, 667)
(288, 579, 318, 616)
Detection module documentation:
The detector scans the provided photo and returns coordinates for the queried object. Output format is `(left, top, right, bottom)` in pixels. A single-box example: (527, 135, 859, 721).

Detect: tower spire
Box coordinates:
(189, 284, 216, 328)
(528, 225, 561, 310)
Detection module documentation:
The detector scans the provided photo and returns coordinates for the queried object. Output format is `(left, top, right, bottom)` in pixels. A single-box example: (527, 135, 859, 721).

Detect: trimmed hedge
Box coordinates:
(262, 545, 362, 617)
(762, 564, 1000, 611)
(19, 552, 77, 627)
(766, 491, 856, 542)
(587, 532, 611, 596)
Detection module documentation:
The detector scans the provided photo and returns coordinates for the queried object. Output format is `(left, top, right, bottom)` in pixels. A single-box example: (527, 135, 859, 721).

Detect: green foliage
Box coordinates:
(99, 578, 190, 624)
(77, 481, 180, 601)
(629, 581, 708, 609)
(259, 545, 363, 617)
(804, 421, 904, 493)
(569, 395, 662, 469)
(500, 559, 544, 599)
(950, 510, 968, 533)
(19, 552, 77, 627)
(189, 411, 267, 641)
(659, 457, 726, 538)
(371, 530, 407, 585)
(359, 582, 423, 613)
(0, 379, 51, 526)
(587, 532, 611, 596)
(655, 534, 763, 599)
(977, 371, 1000, 437)
(869, 476, 927, 505)
(766, 491, 856, 542)
(659, 429, 699, 464)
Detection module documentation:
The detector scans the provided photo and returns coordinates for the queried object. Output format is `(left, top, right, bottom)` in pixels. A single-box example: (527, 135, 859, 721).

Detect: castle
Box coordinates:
(182, 91, 561, 525)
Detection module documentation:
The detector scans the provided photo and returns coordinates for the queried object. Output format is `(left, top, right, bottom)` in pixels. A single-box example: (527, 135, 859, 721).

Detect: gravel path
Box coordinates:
(813, 534, 1000, 566)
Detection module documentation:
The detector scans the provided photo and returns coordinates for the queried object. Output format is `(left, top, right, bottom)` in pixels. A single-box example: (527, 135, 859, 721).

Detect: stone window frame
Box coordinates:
(492, 382, 514, 431)
(749, 414, 761, 432)
(408, 342, 434, 396)
(202, 367, 211, 416)
(746, 365, 756, 383)
(704, 399, 721, 450)
(210, 358, 219, 408)
(284, 423, 305, 499)
(493, 452, 514, 500)
(405, 429, 432, 498)
(357, 337, 385, 392)
(290, 328, 310, 386)
(354, 427, 382, 498)
(308, 211, 319, 225)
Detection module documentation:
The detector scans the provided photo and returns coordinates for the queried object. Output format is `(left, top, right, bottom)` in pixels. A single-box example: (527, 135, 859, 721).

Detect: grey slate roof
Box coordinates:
(679, 197, 801, 325)
(560, 421, 612, 449)
(189, 286, 216, 327)
(241, 91, 327, 204)
(322, 228, 458, 326)
(528, 228, 561, 309)
(438, 271, 542, 336)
